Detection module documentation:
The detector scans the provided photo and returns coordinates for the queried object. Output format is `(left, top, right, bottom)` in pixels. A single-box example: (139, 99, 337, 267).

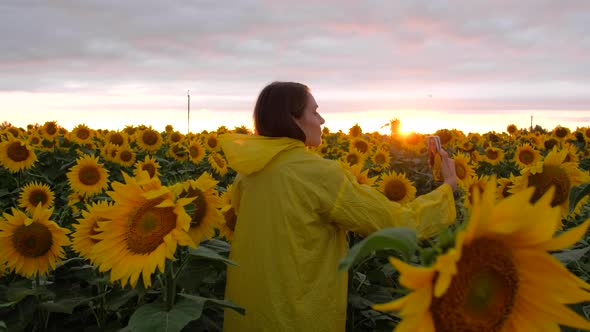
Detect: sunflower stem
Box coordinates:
(165, 261, 176, 311)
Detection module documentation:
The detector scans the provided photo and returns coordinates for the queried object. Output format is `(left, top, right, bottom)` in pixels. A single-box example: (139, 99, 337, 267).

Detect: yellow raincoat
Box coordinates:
(220, 134, 456, 332)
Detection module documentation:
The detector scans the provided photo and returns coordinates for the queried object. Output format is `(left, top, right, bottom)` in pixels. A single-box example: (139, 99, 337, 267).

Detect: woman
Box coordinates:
(220, 82, 457, 332)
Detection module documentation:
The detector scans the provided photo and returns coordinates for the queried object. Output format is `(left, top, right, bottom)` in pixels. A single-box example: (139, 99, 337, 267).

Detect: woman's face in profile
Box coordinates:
(294, 93, 325, 147)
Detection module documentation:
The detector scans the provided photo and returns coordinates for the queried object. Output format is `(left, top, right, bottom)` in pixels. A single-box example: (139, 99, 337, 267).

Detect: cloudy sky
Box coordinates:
(1, 1, 589, 134)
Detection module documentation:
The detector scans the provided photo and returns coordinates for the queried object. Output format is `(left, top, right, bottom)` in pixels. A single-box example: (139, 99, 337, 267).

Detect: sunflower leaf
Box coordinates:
(569, 183, 590, 214)
(126, 297, 243, 332)
(338, 227, 417, 271)
(187, 245, 238, 266)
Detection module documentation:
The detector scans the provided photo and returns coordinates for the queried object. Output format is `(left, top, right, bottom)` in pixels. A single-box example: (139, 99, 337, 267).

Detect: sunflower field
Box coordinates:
(0, 120, 589, 331)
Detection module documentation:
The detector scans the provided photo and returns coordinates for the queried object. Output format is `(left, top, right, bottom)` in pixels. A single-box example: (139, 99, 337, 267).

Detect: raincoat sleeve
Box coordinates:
(319, 162, 456, 237)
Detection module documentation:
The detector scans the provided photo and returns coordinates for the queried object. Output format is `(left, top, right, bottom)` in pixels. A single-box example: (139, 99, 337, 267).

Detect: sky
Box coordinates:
(1, 1, 589, 135)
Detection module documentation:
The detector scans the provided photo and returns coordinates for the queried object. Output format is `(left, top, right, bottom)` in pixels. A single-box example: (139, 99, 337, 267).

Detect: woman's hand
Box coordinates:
(438, 149, 458, 191)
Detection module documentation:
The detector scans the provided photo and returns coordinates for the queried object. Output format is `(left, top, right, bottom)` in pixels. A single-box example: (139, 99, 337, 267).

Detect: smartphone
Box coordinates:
(426, 136, 441, 166)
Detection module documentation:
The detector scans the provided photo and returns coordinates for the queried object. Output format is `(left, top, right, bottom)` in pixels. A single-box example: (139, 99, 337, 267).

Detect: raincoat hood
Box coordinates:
(219, 133, 305, 175)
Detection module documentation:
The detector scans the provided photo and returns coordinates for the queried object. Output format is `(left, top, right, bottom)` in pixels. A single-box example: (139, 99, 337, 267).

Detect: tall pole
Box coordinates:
(187, 90, 190, 134)
(530, 114, 533, 132)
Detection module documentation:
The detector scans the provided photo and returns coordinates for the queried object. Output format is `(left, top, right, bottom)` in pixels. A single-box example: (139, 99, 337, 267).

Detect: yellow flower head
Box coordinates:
(373, 179, 590, 332)
(208, 152, 228, 176)
(0, 206, 70, 278)
(169, 172, 224, 245)
(513, 143, 541, 169)
(511, 147, 590, 216)
(452, 153, 474, 186)
(89, 171, 195, 288)
(0, 137, 37, 173)
(135, 127, 163, 153)
(71, 200, 112, 261)
(133, 154, 160, 179)
(377, 171, 416, 205)
(67, 154, 110, 197)
(18, 181, 55, 213)
(70, 124, 95, 145)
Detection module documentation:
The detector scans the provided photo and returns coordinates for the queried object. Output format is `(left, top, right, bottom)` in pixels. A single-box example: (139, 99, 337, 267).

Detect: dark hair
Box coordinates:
(253, 81, 308, 142)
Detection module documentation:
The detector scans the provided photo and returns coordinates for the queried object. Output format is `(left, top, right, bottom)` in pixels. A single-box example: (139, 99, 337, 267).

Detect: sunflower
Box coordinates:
(552, 125, 571, 141)
(0, 137, 37, 173)
(482, 146, 505, 165)
(377, 171, 416, 205)
(543, 137, 559, 151)
(167, 142, 188, 161)
(135, 127, 163, 153)
(67, 154, 110, 196)
(510, 147, 590, 216)
(342, 150, 366, 167)
(133, 155, 160, 179)
(350, 137, 371, 155)
(204, 132, 221, 152)
(457, 139, 475, 153)
(27, 133, 43, 148)
(452, 153, 474, 187)
(340, 162, 378, 186)
(0, 206, 70, 278)
(170, 172, 224, 244)
(496, 175, 517, 200)
(71, 200, 112, 261)
(506, 123, 518, 135)
(18, 181, 55, 213)
(370, 150, 391, 172)
(562, 143, 580, 163)
(462, 175, 490, 209)
(39, 121, 60, 141)
(70, 124, 95, 145)
(401, 132, 426, 155)
(218, 185, 237, 241)
(513, 143, 541, 169)
(166, 131, 184, 145)
(348, 124, 362, 138)
(104, 130, 128, 146)
(187, 139, 206, 164)
(100, 142, 119, 162)
(372, 180, 590, 332)
(89, 171, 195, 288)
(208, 152, 228, 176)
(115, 144, 136, 167)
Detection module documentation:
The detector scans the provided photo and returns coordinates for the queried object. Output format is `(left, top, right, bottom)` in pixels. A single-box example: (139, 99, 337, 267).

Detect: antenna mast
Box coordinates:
(530, 113, 533, 132)
(187, 90, 190, 134)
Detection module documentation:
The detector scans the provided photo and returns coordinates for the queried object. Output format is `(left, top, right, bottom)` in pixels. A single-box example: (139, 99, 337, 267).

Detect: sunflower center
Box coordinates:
(518, 150, 534, 164)
(374, 153, 386, 164)
(120, 150, 133, 162)
(171, 133, 182, 143)
(207, 137, 218, 149)
(126, 198, 177, 254)
(544, 138, 558, 150)
(527, 164, 570, 207)
(486, 149, 498, 160)
(77, 129, 90, 140)
(142, 131, 159, 146)
(78, 165, 101, 186)
(181, 188, 207, 228)
(384, 179, 406, 201)
(46, 123, 58, 135)
(455, 163, 466, 180)
(109, 133, 124, 146)
(12, 223, 53, 257)
(7, 142, 31, 162)
(225, 207, 237, 232)
(431, 237, 518, 332)
(555, 128, 568, 138)
(212, 155, 226, 168)
(29, 189, 49, 206)
(346, 154, 359, 165)
(354, 141, 368, 153)
(141, 163, 156, 178)
(189, 145, 202, 158)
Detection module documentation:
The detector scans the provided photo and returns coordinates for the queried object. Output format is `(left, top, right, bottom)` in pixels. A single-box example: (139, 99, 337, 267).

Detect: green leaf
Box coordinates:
(187, 245, 238, 266)
(338, 227, 417, 271)
(553, 245, 590, 265)
(126, 296, 243, 332)
(569, 183, 590, 214)
(38, 296, 96, 314)
(178, 293, 245, 315)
